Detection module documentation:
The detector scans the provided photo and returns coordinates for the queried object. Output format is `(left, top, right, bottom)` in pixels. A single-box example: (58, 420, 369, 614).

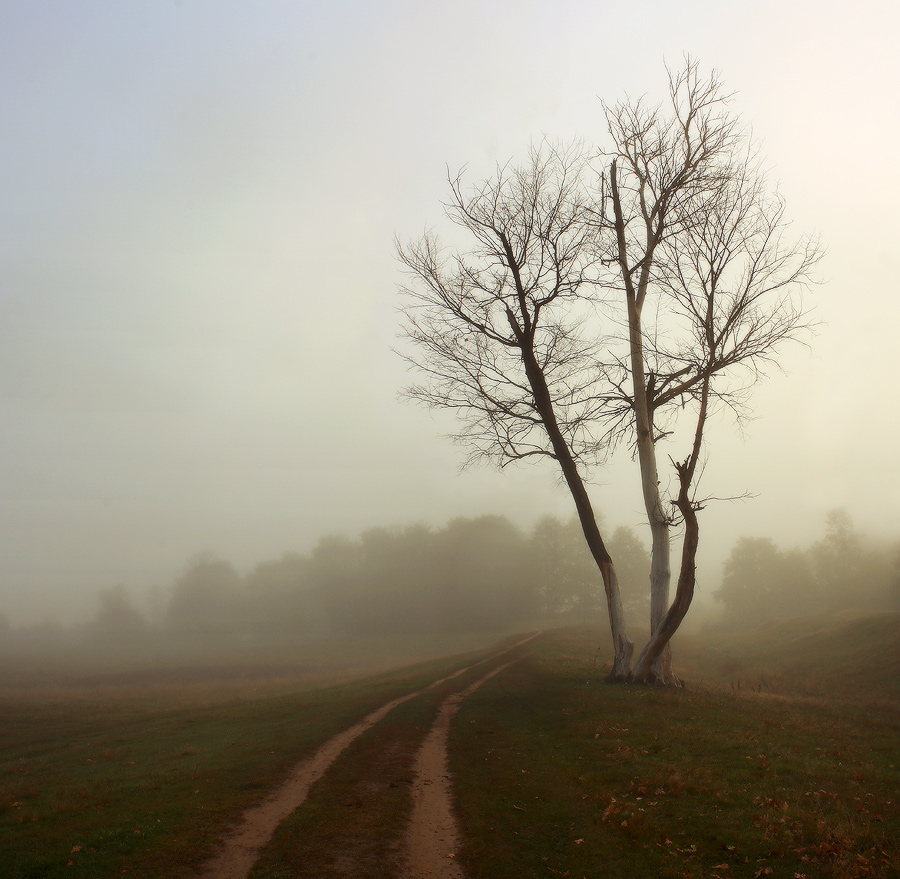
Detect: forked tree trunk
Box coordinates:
(626, 260, 676, 684)
(632, 468, 698, 681)
(610, 159, 677, 684)
(632, 376, 709, 683)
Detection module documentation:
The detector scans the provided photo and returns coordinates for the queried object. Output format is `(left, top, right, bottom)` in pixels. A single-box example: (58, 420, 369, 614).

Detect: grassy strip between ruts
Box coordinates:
(450, 626, 900, 879)
(245, 655, 516, 879)
(0, 640, 505, 879)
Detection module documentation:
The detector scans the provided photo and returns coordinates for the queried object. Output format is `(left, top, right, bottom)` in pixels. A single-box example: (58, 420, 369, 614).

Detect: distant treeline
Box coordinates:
(47, 515, 651, 644)
(3, 510, 896, 649)
(713, 510, 900, 629)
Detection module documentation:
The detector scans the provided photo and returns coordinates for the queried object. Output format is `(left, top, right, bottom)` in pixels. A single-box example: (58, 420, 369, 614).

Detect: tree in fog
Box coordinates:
(306, 535, 361, 636)
(398, 144, 634, 678)
(300, 517, 537, 637)
(432, 516, 538, 631)
(714, 510, 898, 628)
(399, 62, 818, 682)
(531, 515, 603, 617)
(244, 553, 325, 637)
(165, 554, 243, 635)
(600, 59, 819, 681)
(89, 585, 148, 641)
(607, 526, 651, 625)
(713, 536, 815, 628)
(531, 516, 649, 623)
(809, 509, 863, 611)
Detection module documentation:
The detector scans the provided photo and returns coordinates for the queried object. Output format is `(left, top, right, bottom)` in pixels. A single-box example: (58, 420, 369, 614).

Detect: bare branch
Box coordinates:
(398, 141, 636, 678)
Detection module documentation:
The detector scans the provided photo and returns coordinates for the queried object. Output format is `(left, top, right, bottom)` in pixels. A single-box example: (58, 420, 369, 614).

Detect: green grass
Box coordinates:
(450, 624, 900, 879)
(2, 615, 899, 878)
(248, 675, 449, 878)
(0, 636, 505, 879)
(676, 611, 900, 701)
(248, 639, 541, 879)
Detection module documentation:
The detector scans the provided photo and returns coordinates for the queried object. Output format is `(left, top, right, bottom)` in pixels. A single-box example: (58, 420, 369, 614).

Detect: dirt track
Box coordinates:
(197, 635, 537, 879)
(402, 661, 515, 878)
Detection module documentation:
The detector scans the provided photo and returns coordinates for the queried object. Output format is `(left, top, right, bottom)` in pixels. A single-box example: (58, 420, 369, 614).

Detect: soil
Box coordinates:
(402, 661, 515, 879)
(197, 635, 536, 879)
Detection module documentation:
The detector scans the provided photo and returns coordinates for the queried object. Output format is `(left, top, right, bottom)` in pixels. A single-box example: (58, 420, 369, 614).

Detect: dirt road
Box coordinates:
(198, 634, 537, 879)
(401, 661, 515, 879)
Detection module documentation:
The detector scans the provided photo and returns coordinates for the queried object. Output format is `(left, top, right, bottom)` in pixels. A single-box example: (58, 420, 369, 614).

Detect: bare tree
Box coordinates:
(397, 144, 634, 679)
(602, 59, 820, 682)
(398, 63, 818, 685)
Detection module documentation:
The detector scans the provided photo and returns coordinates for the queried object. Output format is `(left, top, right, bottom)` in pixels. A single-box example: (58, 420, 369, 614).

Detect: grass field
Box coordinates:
(1, 614, 898, 878)
(0, 632, 508, 879)
(451, 620, 900, 878)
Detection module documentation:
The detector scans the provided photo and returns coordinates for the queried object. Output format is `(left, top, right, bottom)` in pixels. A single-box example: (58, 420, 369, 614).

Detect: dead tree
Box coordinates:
(602, 60, 820, 683)
(397, 144, 634, 679)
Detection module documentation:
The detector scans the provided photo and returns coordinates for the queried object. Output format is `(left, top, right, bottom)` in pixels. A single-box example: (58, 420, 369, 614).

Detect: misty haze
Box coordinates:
(2, 2, 899, 878)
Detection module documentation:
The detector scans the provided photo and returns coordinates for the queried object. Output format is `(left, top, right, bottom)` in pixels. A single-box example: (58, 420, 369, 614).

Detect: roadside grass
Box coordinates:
(0, 629, 510, 692)
(248, 642, 539, 879)
(0, 635, 506, 879)
(247, 672, 449, 879)
(450, 625, 900, 879)
(676, 611, 900, 703)
(4, 615, 899, 878)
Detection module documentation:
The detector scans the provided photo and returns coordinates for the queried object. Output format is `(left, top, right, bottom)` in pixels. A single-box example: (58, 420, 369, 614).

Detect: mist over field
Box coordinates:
(1, 510, 896, 681)
(2, 1, 899, 631)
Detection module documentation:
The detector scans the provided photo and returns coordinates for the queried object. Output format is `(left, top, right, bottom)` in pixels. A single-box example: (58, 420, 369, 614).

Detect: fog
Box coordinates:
(1, 1, 898, 627)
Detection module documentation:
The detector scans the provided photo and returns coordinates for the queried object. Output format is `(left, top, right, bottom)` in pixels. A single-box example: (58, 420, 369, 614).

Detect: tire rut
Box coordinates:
(197, 634, 537, 879)
(401, 660, 516, 879)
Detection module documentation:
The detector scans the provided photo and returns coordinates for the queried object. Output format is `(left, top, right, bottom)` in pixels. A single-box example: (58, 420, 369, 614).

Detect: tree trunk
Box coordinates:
(647, 508, 675, 682)
(508, 307, 634, 680)
(632, 468, 698, 681)
(610, 160, 676, 684)
(553, 446, 633, 681)
(632, 376, 709, 683)
(527, 356, 634, 680)
(597, 557, 634, 681)
(626, 270, 676, 683)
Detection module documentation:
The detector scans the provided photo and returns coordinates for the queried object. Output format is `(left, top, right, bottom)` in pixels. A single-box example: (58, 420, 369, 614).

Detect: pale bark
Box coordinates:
(629, 305, 674, 683)
(632, 374, 709, 681)
(610, 159, 676, 683)
(604, 61, 747, 683)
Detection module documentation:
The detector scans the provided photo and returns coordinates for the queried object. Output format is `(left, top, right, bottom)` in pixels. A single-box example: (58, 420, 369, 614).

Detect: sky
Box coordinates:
(1, 0, 898, 624)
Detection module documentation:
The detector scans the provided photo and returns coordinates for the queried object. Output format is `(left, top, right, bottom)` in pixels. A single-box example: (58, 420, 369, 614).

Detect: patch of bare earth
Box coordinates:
(401, 661, 516, 879)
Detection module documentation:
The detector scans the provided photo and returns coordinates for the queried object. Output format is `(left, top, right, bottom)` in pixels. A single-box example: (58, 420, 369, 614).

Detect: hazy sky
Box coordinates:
(2, 0, 898, 623)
